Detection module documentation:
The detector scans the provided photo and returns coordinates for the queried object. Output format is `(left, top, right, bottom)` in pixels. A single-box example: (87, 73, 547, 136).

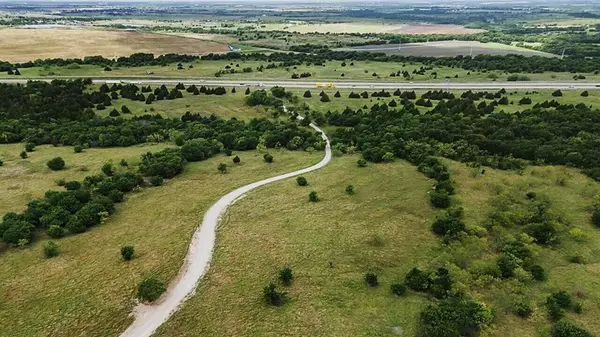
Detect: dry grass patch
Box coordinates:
(0, 28, 229, 63)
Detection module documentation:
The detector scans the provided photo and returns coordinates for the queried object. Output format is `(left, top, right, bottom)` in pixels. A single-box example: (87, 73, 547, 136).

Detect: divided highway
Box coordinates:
(0, 78, 599, 90)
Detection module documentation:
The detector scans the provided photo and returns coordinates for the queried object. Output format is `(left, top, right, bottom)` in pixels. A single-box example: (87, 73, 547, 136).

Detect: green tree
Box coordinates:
(345, 184, 355, 195)
(43, 241, 59, 258)
(121, 246, 135, 260)
(263, 153, 274, 163)
(217, 163, 227, 173)
(149, 175, 164, 186)
(357, 159, 367, 167)
(263, 282, 286, 306)
(20, 151, 27, 159)
(137, 277, 166, 302)
(74, 145, 83, 153)
(279, 267, 294, 286)
(296, 176, 308, 186)
(46, 157, 65, 171)
(102, 163, 114, 176)
(25, 142, 35, 152)
(232, 156, 241, 164)
(309, 191, 319, 202)
(364, 272, 378, 287)
(47, 225, 65, 239)
(391, 283, 407, 296)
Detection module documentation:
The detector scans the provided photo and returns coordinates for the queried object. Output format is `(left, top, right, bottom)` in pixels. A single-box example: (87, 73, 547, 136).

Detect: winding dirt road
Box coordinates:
(119, 119, 331, 337)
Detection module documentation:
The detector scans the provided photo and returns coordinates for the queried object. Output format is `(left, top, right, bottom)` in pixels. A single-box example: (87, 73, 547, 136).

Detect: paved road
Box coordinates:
(1, 77, 599, 90)
(119, 115, 332, 337)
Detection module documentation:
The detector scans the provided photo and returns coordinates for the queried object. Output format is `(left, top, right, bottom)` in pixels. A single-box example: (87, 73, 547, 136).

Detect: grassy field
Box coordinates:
(448, 161, 600, 336)
(154, 155, 441, 337)
(0, 143, 171, 214)
(148, 154, 600, 337)
(259, 22, 484, 34)
(0, 147, 321, 337)
(341, 41, 555, 57)
(0, 27, 229, 63)
(97, 87, 269, 120)
(291, 89, 600, 114)
(5, 59, 599, 83)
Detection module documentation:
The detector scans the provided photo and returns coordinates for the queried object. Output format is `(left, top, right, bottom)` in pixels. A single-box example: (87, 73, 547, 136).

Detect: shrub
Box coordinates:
(430, 190, 451, 208)
(43, 241, 59, 258)
(296, 176, 308, 186)
(47, 157, 65, 171)
(102, 163, 114, 176)
(592, 210, 600, 228)
(308, 191, 319, 202)
(2, 220, 35, 245)
(64, 181, 81, 191)
(149, 175, 164, 186)
(515, 302, 533, 318)
(56, 178, 66, 186)
(279, 267, 294, 286)
(263, 282, 286, 306)
(217, 163, 227, 173)
(120, 159, 128, 167)
(233, 156, 241, 164)
(364, 272, 378, 287)
(0, 159, 3, 166)
(47, 225, 65, 238)
(405, 267, 431, 291)
(529, 264, 547, 281)
(137, 277, 166, 302)
(303, 90, 312, 98)
(25, 142, 36, 152)
(357, 159, 367, 167)
(20, 151, 27, 159)
(552, 90, 563, 97)
(263, 153, 274, 163)
(121, 245, 135, 260)
(139, 148, 185, 178)
(419, 297, 493, 337)
(109, 109, 120, 117)
(390, 283, 407, 296)
(224, 149, 233, 156)
(74, 145, 83, 153)
(345, 184, 355, 195)
(581, 91, 589, 97)
(551, 321, 593, 337)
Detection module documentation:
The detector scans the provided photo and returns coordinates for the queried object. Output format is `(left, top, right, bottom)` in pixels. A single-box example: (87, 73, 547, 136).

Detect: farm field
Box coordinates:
(0, 147, 321, 337)
(259, 22, 485, 34)
(0, 28, 229, 63)
(340, 41, 555, 57)
(153, 154, 600, 337)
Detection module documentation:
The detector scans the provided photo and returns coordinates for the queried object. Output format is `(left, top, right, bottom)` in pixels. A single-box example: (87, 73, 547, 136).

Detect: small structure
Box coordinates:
(145, 70, 154, 75)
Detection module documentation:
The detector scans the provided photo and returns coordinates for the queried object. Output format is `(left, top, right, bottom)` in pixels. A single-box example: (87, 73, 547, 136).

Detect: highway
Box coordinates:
(0, 78, 599, 90)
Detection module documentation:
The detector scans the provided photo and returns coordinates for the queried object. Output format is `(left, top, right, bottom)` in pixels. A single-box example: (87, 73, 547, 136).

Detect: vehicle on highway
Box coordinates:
(316, 83, 336, 88)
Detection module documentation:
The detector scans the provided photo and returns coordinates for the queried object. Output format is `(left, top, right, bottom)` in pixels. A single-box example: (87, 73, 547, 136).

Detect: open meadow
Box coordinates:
(0, 28, 229, 63)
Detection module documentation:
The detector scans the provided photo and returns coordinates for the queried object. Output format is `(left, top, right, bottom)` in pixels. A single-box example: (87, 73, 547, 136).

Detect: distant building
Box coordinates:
(146, 70, 154, 75)
(228, 44, 242, 52)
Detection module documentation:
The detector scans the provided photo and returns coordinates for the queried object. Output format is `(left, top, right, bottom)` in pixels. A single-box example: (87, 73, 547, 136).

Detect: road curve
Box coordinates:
(0, 78, 599, 90)
(119, 121, 332, 337)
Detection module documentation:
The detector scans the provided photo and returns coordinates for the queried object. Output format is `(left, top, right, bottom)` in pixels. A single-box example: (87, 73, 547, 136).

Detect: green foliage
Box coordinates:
(25, 142, 36, 152)
(43, 241, 59, 258)
(46, 157, 65, 171)
(591, 210, 600, 228)
(419, 297, 493, 337)
(263, 282, 286, 306)
(278, 267, 293, 286)
(551, 321, 593, 337)
(296, 176, 308, 186)
(140, 148, 185, 178)
(552, 90, 563, 97)
(263, 153, 274, 163)
(101, 163, 114, 176)
(149, 175, 164, 186)
(357, 159, 367, 167)
(1, 217, 35, 245)
(430, 190, 451, 208)
(308, 191, 319, 202)
(73, 145, 83, 153)
(514, 302, 533, 318)
(137, 277, 166, 302)
(64, 181, 81, 191)
(405, 267, 431, 292)
(121, 245, 135, 260)
(217, 162, 227, 173)
(47, 225, 65, 239)
(529, 264, 547, 281)
(390, 283, 407, 296)
(345, 184, 355, 195)
(19, 151, 27, 159)
(364, 272, 378, 287)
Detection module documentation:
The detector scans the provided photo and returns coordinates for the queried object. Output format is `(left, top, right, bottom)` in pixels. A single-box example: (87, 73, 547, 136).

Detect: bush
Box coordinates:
(2, 220, 35, 245)
(25, 142, 36, 152)
(47, 225, 65, 238)
(149, 175, 164, 186)
(296, 176, 308, 186)
(303, 90, 312, 98)
(390, 283, 407, 296)
(43, 241, 59, 258)
(551, 321, 593, 337)
(279, 267, 294, 286)
(345, 184, 355, 195)
(529, 264, 546, 281)
(137, 277, 166, 302)
(47, 157, 65, 171)
(581, 91, 589, 97)
(357, 159, 367, 167)
(20, 151, 27, 159)
(405, 267, 431, 292)
(263, 282, 286, 306)
(139, 148, 185, 178)
(263, 153, 274, 163)
(74, 145, 83, 153)
(121, 245, 135, 260)
(515, 302, 533, 318)
(364, 272, 378, 287)
(309, 191, 319, 202)
(109, 109, 120, 117)
(430, 190, 451, 208)
(419, 297, 493, 337)
(232, 156, 241, 164)
(0, 159, 3, 166)
(64, 181, 81, 191)
(552, 90, 563, 97)
(592, 210, 600, 228)
(224, 149, 233, 156)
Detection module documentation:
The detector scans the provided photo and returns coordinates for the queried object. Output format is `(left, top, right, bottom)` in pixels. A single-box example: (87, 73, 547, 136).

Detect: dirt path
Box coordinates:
(119, 118, 331, 337)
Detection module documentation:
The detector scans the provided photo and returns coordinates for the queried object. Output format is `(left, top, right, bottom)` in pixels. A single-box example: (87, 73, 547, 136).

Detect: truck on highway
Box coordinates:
(316, 83, 336, 88)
